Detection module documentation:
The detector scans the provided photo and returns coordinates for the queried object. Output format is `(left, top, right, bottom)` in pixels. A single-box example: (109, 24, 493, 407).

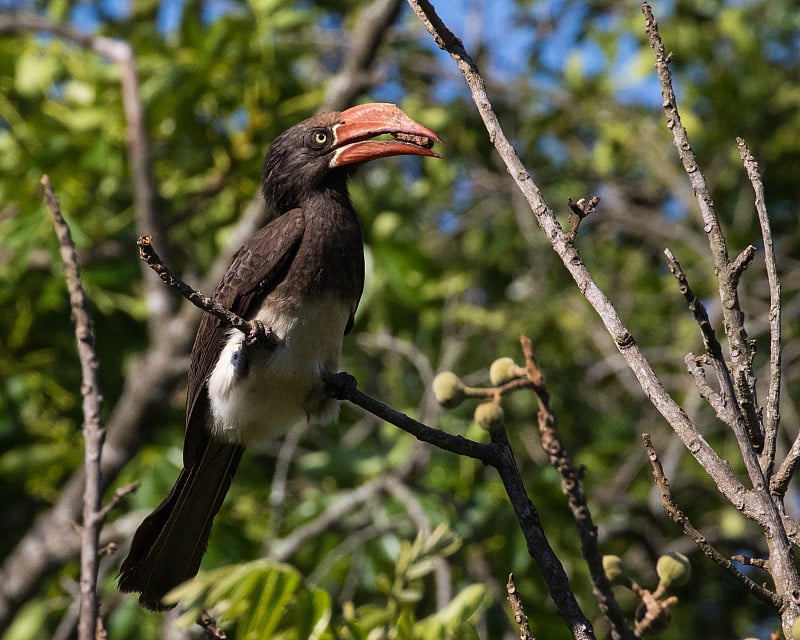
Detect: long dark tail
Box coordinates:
(119, 438, 244, 610)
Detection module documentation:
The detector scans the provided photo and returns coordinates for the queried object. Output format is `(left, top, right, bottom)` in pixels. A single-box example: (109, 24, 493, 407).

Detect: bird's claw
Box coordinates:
(245, 319, 268, 348)
(232, 321, 271, 378)
(324, 371, 357, 399)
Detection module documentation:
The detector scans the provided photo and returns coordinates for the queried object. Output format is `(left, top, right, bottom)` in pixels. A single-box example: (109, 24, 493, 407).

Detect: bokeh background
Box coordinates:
(1, 0, 799, 637)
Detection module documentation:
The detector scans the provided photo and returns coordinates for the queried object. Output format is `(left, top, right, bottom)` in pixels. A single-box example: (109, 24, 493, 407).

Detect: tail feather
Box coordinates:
(119, 438, 244, 610)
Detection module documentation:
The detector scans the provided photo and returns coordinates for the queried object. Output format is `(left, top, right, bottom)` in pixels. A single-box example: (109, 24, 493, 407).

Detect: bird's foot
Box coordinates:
(245, 319, 269, 348)
(232, 320, 275, 378)
(324, 371, 357, 399)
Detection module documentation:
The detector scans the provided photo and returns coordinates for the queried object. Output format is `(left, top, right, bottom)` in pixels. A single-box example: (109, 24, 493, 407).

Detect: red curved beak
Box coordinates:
(330, 103, 442, 167)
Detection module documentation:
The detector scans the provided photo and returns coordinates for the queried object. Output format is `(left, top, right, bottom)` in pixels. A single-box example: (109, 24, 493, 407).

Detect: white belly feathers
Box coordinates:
(206, 294, 351, 445)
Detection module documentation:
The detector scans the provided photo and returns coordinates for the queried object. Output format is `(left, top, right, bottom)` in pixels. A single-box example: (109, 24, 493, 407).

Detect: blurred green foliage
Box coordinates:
(1, 0, 799, 638)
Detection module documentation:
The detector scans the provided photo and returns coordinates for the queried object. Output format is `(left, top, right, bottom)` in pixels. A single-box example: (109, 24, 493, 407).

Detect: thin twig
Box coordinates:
(519, 337, 634, 640)
(642, 433, 781, 609)
(137, 236, 279, 349)
(731, 554, 770, 570)
(683, 353, 727, 419)
(736, 138, 782, 482)
(630, 586, 677, 638)
(729, 245, 757, 288)
(773, 435, 800, 500)
(97, 482, 140, 523)
(566, 196, 601, 243)
(506, 573, 535, 640)
(41, 176, 105, 640)
(641, 1, 763, 452)
(664, 248, 746, 436)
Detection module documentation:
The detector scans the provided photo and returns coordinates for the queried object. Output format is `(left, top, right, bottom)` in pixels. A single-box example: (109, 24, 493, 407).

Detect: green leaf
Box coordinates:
(166, 559, 332, 640)
(14, 49, 58, 96)
(415, 584, 489, 638)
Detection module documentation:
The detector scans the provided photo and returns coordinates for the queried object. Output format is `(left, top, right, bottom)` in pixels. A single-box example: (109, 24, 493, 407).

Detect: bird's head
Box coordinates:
(262, 103, 441, 214)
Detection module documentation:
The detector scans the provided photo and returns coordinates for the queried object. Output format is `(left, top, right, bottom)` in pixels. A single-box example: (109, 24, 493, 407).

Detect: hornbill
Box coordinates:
(119, 103, 440, 610)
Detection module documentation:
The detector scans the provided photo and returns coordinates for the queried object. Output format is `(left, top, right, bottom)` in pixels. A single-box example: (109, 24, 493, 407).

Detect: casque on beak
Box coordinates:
(330, 103, 442, 167)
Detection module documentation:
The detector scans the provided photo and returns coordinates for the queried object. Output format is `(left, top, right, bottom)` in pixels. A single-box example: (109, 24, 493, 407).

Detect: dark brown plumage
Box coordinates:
(119, 104, 440, 610)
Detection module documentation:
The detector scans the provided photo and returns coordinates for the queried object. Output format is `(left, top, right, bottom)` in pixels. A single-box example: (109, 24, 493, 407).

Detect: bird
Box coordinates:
(118, 103, 440, 610)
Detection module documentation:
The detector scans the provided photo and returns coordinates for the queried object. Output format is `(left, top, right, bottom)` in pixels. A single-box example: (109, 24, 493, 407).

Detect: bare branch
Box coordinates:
(643, 6, 800, 630)
(664, 249, 767, 457)
(520, 337, 634, 640)
(0, 319, 192, 626)
(684, 353, 727, 419)
(40, 176, 104, 640)
(137, 235, 279, 349)
(736, 138, 782, 480)
(482, 413, 595, 639)
(97, 483, 140, 524)
(403, 0, 761, 537)
(641, 2, 763, 453)
(506, 573, 535, 640)
(642, 433, 781, 609)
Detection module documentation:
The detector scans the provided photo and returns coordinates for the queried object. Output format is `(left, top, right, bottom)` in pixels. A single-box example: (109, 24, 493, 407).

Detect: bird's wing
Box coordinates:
(184, 208, 306, 462)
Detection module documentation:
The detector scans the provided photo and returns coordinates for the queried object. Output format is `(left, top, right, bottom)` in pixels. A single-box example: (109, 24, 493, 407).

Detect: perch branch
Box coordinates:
(137, 236, 280, 349)
(642, 433, 780, 609)
(138, 234, 595, 640)
(40, 176, 105, 640)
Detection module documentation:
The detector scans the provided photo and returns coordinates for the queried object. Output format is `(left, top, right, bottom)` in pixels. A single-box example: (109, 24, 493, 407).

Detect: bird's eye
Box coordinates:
(313, 131, 328, 146)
